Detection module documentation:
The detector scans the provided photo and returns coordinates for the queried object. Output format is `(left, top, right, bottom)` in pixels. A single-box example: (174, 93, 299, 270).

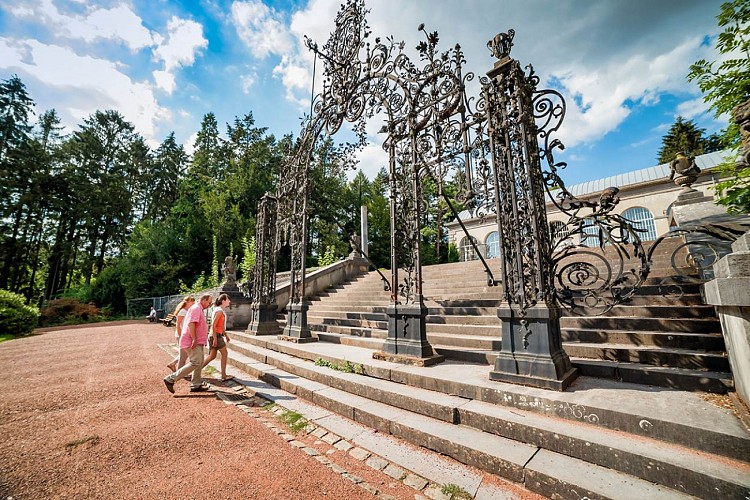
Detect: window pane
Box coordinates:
(622, 207, 657, 242)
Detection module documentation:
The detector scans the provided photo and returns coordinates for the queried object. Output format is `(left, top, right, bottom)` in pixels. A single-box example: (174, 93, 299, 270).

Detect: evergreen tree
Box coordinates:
(0, 75, 35, 290)
(656, 116, 720, 164)
(146, 132, 188, 222)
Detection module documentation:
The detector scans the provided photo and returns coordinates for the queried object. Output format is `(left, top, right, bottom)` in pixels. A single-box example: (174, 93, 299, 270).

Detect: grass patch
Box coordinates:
(441, 483, 472, 499)
(314, 357, 364, 374)
(262, 402, 276, 411)
(0, 334, 16, 343)
(279, 409, 308, 433)
(65, 435, 100, 451)
(203, 365, 218, 376)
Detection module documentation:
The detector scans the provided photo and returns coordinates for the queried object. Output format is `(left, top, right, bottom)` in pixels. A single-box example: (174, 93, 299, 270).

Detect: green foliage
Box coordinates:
(714, 162, 750, 213)
(38, 298, 100, 327)
(179, 272, 211, 294)
(318, 245, 338, 267)
(0, 289, 39, 335)
(688, 0, 750, 121)
(240, 236, 256, 280)
(688, 0, 750, 211)
(57, 286, 92, 303)
(447, 243, 460, 263)
(314, 357, 364, 374)
(280, 409, 308, 433)
(441, 483, 472, 500)
(89, 264, 127, 314)
(210, 235, 219, 287)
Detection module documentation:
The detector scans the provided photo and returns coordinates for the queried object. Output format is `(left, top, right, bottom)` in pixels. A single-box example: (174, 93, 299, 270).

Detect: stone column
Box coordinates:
(360, 205, 369, 258)
(704, 231, 750, 407)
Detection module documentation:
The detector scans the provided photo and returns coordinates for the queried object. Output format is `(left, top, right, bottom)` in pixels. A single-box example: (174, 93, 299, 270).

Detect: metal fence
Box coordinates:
(126, 287, 223, 319)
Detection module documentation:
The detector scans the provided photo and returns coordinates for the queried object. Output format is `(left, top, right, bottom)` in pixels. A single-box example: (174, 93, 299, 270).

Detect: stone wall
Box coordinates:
(704, 231, 750, 407)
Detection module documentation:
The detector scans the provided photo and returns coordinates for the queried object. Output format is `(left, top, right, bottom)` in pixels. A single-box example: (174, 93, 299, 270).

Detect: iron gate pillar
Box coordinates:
(483, 33, 577, 390)
(247, 193, 281, 336)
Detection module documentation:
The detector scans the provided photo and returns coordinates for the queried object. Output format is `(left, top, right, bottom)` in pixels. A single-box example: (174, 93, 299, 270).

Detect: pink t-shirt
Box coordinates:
(179, 303, 208, 348)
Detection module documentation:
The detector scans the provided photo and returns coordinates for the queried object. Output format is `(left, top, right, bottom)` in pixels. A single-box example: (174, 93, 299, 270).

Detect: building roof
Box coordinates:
(563, 150, 727, 198)
(449, 150, 729, 223)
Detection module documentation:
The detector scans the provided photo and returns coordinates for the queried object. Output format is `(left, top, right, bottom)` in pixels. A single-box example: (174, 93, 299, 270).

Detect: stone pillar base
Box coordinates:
(282, 301, 315, 342)
(381, 302, 441, 362)
(246, 302, 280, 336)
(489, 304, 577, 391)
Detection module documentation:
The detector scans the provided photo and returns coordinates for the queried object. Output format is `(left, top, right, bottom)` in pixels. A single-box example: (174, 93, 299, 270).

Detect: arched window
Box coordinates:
(485, 231, 500, 259)
(581, 218, 601, 247)
(459, 236, 478, 261)
(549, 220, 573, 241)
(622, 207, 658, 241)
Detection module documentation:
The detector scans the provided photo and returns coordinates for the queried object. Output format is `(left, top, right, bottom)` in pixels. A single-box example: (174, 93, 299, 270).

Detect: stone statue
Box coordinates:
(222, 256, 237, 284)
(596, 186, 620, 214)
(349, 233, 361, 255)
(669, 152, 701, 191)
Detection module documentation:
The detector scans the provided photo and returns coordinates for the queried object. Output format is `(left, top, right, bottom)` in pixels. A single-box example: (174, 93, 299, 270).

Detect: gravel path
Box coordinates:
(0, 322, 541, 500)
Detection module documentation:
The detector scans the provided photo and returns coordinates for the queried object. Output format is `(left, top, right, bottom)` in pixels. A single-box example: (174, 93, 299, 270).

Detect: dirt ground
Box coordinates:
(0, 322, 540, 500)
(0, 323, 396, 499)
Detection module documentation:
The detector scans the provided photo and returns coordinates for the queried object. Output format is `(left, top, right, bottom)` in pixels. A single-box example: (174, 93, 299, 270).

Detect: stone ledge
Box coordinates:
(704, 277, 750, 306)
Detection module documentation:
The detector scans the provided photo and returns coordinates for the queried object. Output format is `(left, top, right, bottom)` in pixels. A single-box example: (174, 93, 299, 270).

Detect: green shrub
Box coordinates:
(0, 290, 40, 336)
(318, 246, 338, 267)
(39, 298, 101, 327)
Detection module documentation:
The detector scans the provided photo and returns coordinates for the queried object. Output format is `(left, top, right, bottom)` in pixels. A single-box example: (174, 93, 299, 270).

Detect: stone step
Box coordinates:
(432, 345, 497, 365)
(560, 316, 720, 334)
(224, 337, 750, 498)
(564, 304, 716, 319)
(307, 303, 501, 316)
(313, 330, 385, 350)
(616, 293, 706, 306)
(571, 358, 734, 394)
(561, 329, 726, 350)
(227, 333, 750, 461)
(427, 332, 502, 351)
(563, 343, 730, 372)
(309, 323, 388, 339)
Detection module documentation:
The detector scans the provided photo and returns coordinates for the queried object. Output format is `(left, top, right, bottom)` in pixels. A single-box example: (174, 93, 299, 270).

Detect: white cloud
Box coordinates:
(152, 69, 176, 94)
(0, 37, 168, 139)
(10, 0, 155, 50)
(231, 0, 293, 59)
(265, 0, 722, 165)
(240, 72, 257, 94)
(153, 17, 207, 71)
(676, 97, 710, 120)
(151, 16, 208, 94)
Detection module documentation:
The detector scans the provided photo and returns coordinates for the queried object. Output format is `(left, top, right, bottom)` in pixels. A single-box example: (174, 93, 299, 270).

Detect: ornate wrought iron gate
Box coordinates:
(245, 0, 747, 390)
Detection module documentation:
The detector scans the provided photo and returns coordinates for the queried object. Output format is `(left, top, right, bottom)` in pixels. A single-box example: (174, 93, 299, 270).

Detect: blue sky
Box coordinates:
(0, 0, 727, 185)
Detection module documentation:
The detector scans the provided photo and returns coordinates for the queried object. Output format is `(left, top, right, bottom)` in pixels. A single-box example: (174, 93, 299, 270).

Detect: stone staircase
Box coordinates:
(224, 334, 750, 499)
(289, 238, 731, 393)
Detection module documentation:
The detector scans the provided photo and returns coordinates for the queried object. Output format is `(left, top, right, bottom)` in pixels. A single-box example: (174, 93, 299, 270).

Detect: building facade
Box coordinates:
(447, 151, 729, 261)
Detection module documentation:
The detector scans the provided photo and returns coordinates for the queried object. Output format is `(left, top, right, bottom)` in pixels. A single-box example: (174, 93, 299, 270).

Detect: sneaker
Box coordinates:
(189, 383, 211, 392)
(163, 378, 175, 394)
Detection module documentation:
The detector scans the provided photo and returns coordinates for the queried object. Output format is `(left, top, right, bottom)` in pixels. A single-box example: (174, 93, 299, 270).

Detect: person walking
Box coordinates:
(166, 296, 195, 373)
(202, 293, 233, 381)
(163, 293, 212, 393)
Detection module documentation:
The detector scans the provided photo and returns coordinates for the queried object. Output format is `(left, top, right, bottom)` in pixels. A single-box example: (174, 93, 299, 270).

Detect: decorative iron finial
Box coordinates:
(487, 29, 515, 59)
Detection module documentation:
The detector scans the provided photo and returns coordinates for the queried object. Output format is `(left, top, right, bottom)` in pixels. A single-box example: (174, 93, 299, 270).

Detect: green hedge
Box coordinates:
(0, 290, 39, 336)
